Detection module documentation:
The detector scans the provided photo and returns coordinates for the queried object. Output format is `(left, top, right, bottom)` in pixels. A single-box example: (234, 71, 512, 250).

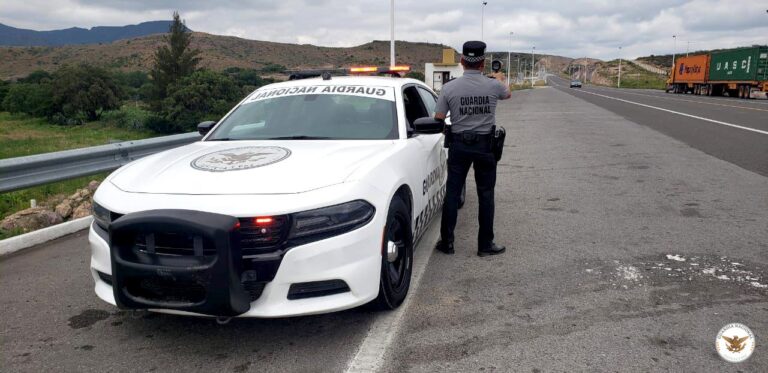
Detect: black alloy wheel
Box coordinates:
(372, 196, 413, 310)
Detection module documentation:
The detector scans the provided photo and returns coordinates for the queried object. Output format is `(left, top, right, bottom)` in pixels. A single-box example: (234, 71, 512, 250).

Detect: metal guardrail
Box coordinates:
(0, 132, 201, 193)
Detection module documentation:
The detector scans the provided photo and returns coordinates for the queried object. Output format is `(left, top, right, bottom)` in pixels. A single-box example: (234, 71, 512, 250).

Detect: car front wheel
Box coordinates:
(372, 196, 413, 310)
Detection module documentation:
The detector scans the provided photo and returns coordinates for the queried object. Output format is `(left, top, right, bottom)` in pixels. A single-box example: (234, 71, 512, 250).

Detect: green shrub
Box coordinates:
(101, 106, 152, 129)
(0, 80, 9, 110)
(144, 113, 183, 134)
(261, 63, 286, 73)
(159, 70, 240, 133)
(51, 64, 121, 121)
(18, 70, 52, 84)
(50, 112, 86, 126)
(2, 83, 54, 117)
(405, 71, 425, 82)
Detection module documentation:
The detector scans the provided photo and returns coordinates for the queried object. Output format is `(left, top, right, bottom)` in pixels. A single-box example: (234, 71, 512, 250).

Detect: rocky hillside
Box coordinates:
(0, 32, 457, 80)
(0, 31, 577, 80)
(566, 58, 666, 89)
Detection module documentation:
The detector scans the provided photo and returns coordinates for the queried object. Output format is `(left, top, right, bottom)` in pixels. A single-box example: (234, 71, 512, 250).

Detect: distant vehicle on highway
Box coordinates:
(89, 66, 460, 319)
(570, 80, 582, 88)
(666, 45, 768, 99)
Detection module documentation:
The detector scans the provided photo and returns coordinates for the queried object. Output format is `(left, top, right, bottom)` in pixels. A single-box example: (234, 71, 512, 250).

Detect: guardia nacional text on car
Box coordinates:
(89, 66, 458, 318)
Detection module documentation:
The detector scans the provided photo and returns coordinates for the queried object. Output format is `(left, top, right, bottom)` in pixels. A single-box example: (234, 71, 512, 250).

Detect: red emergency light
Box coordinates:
(254, 217, 274, 225)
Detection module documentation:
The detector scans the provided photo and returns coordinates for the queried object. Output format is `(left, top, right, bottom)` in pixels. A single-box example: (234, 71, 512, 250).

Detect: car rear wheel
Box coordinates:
(372, 196, 413, 310)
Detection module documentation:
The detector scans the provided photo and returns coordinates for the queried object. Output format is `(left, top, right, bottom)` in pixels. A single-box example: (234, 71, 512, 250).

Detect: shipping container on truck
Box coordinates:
(708, 46, 768, 99)
(665, 54, 710, 94)
(667, 46, 768, 99)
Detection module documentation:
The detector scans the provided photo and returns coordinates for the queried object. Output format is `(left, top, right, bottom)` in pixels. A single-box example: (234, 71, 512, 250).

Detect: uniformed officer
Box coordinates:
(434, 40, 511, 257)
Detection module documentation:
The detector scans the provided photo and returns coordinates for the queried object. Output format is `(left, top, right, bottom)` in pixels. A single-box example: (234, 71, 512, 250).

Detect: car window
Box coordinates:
(416, 87, 437, 117)
(207, 93, 398, 140)
(402, 86, 429, 127)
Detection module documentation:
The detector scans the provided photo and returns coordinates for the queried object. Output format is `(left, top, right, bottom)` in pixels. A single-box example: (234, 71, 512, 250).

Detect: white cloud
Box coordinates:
(0, 0, 766, 60)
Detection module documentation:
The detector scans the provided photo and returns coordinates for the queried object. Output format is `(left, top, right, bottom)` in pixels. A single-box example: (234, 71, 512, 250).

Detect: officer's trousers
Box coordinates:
(440, 138, 497, 249)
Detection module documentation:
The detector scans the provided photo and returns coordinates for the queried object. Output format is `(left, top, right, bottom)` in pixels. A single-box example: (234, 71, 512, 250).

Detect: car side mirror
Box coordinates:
(412, 117, 444, 134)
(197, 121, 216, 136)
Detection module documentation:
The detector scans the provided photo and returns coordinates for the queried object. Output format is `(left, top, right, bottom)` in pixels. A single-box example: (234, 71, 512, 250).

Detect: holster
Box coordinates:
(491, 125, 506, 161)
(443, 125, 453, 148)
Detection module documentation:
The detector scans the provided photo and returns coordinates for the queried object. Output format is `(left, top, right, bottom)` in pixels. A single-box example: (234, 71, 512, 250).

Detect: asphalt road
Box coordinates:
(549, 76, 768, 177)
(3, 86, 767, 372)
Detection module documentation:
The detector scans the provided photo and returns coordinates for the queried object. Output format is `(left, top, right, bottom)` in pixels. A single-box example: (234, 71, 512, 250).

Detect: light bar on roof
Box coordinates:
(350, 66, 378, 73)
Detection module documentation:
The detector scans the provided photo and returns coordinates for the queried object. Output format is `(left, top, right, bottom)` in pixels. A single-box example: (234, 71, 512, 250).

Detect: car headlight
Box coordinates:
(92, 202, 112, 230)
(287, 200, 375, 244)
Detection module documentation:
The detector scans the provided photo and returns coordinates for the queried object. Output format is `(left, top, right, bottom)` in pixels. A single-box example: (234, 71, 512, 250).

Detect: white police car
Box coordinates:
(89, 67, 457, 318)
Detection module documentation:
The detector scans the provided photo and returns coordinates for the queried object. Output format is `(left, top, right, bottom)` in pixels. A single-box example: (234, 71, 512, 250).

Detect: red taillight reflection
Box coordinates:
(254, 217, 274, 225)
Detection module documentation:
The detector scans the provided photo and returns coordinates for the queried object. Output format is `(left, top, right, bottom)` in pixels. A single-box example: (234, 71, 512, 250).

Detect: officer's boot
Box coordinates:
(434, 239, 454, 255)
(477, 242, 505, 257)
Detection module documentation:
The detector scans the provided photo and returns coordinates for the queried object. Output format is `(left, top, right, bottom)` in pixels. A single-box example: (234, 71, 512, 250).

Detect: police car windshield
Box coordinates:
(207, 92, 397, 141)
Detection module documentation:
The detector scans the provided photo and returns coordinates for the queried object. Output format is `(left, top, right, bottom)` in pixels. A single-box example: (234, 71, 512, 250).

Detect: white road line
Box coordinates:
(567, 88, 768, 136)
(588, 86, 768, 110)
(344, 215, 440, 373)
(585, 84, 768, 107)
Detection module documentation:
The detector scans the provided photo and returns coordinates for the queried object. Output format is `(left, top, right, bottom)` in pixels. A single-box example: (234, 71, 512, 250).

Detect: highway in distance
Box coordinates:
(550, 75, 768, 177)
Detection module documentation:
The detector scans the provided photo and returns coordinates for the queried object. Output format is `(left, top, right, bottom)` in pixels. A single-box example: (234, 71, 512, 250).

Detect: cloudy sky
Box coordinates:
(1, 0, 766, 60)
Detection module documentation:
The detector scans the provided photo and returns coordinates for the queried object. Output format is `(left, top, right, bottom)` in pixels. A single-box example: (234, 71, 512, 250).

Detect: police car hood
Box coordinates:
(109, 140, 395, 195)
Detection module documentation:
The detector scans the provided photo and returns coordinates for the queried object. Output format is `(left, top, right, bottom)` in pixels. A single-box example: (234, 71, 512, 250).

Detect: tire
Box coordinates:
(458, 184, 466, 209)
(372, 196, 413, 310)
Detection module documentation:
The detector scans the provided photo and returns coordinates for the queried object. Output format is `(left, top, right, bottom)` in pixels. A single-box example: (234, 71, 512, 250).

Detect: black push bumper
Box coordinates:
(109, 210, 253, 316)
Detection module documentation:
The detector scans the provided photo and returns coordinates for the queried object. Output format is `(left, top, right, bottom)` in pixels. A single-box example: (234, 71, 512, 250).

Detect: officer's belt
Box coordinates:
(451, 131, 492, 145)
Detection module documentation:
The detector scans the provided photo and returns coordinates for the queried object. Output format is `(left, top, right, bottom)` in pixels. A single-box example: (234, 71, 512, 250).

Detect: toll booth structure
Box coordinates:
(425, 49, 464, 92)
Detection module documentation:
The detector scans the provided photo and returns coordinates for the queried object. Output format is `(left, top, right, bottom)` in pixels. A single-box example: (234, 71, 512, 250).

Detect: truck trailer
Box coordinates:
(666, 46, 768, 99)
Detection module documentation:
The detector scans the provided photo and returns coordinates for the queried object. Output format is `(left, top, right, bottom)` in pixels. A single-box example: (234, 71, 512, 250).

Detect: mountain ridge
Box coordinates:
(0, 21, 177, 47)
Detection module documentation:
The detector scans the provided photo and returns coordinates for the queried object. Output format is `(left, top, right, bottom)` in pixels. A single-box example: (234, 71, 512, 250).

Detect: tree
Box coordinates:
(149, 11, 201, 110)
(222, 67, 274, 94)
(112, 70, 149, 100)
(51, 65, 121, 121)
(405, 71, 425, 82)
(0, 80, 9, 110)
(18, 70, 52, 84)
(2, 83, 54, 117)
(151, 70, 240, 133)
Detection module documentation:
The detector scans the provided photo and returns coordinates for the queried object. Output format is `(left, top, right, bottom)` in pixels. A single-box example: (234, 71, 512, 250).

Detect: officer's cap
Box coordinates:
(462, 41, 486, 62)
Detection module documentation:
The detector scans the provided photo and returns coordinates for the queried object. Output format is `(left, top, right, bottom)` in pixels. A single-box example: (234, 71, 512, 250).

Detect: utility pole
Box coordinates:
(390, 0, 395, 67)
(481, 1, 487, 41)
(531, 46, 535, 81)
(672, 35, 677, 72)
(618, 46, 622, 88)
(507, 31, 513, 86)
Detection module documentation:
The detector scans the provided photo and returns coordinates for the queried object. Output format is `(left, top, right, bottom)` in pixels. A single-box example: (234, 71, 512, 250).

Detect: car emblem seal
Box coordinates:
(191, 146, 291, 172)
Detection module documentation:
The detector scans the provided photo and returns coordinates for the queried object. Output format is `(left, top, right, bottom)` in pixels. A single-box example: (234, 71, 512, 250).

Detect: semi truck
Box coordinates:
(666, 46, 768, 99)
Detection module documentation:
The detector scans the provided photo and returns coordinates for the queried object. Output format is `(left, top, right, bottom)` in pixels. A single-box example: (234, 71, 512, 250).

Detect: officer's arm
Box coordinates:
(498, 81, 512, 100)
(434, 90, 449, 121)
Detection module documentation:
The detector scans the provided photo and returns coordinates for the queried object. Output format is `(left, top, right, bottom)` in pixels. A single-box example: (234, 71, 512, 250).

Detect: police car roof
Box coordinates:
(257, 76, 423, 91)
